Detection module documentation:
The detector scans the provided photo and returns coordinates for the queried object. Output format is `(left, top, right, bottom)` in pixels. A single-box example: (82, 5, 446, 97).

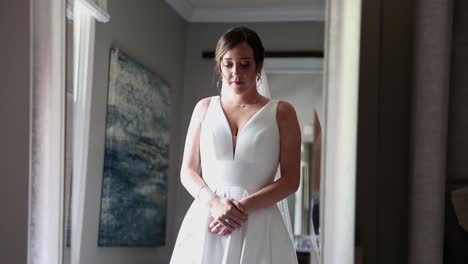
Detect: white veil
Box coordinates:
(221, 70, 294, 241)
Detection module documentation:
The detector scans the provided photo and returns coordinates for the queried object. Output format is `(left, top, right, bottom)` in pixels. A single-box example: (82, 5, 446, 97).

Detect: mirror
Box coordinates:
(265, 65, 323, 257)
(61, 0, 361, 264)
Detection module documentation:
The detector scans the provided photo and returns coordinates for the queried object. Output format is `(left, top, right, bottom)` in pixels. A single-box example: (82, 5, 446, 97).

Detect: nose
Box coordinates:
(232, 64, 240, 76)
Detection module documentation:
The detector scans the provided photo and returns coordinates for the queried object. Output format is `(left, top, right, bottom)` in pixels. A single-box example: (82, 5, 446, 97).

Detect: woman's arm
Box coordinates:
(239, 100, 301, 213)
(179, 97, 215, 205)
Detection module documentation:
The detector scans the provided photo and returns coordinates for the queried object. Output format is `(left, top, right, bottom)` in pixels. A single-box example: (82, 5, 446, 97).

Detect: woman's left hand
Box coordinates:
(208, 218, 234, 236)
(208, 198, 250, 236)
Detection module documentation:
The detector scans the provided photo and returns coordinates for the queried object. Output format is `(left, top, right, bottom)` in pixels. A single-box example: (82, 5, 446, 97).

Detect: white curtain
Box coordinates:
(29, 0, 67, 264)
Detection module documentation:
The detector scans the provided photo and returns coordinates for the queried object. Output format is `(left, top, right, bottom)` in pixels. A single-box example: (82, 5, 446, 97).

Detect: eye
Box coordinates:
(222, 62, 233, 68)
(240, 62, 251, 67)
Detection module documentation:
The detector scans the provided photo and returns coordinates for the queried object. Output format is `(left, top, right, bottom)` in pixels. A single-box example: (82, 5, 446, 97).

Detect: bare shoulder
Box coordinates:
(276, 100, 301, 137)
(276, 101, 301, 145)
(276, 100, 298, 122)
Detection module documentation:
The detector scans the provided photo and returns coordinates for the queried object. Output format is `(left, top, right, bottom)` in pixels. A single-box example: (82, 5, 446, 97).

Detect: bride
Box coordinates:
(170, 26, 307, 264)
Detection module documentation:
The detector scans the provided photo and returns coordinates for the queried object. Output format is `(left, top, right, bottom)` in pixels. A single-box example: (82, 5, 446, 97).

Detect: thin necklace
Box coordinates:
(236, 97, 261, 108)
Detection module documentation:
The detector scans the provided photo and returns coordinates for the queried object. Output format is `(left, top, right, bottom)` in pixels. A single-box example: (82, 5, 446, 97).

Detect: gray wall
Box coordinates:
(77, 1, 186, 263)
(0, 0, 31, 263)
(175, 21, 324, 230)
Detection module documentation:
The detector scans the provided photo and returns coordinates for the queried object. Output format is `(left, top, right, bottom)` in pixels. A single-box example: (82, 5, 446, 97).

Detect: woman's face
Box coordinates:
(220, 41, 260, 93)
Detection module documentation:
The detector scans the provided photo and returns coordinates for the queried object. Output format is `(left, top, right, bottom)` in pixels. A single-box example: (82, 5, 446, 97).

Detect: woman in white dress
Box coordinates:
(170, 27, 301, 264)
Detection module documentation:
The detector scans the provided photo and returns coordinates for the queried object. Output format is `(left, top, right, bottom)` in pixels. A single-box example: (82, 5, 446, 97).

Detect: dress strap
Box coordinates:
(206, 96, 220, 112)
(211, 95, 220, 102)
(200, 96, 219, 126)
(271, 99, 280, 117)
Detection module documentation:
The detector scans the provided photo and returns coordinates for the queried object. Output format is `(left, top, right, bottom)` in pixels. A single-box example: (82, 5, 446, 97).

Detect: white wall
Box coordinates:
(74, 1, 187, 263)
(175, 21, 324, 231)
(268, 73, 323, 142)
(0, 0, 31, 263)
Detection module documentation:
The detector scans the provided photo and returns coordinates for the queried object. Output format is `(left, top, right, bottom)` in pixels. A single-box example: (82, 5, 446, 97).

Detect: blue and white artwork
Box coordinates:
(98, 48, 170, 247)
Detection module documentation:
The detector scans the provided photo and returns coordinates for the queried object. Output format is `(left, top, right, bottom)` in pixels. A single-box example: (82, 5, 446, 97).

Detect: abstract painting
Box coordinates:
(98, 48, 170, 247)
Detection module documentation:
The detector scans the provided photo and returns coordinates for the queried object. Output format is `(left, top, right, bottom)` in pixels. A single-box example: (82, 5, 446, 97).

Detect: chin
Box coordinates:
(234, 87, 251, 94)
(232, 84, 254, 91)
(227, 85, 243, 91)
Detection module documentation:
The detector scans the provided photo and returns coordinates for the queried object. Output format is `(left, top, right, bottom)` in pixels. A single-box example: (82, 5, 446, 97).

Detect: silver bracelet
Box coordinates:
(196, 184, 208, 200)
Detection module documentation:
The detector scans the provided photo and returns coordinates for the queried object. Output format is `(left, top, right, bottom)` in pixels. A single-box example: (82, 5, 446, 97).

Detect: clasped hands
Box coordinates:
(208, 196, 249, 236)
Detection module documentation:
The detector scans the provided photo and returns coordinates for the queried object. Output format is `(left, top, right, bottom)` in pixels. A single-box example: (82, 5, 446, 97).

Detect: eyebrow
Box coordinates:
(222, 57, 252, 60)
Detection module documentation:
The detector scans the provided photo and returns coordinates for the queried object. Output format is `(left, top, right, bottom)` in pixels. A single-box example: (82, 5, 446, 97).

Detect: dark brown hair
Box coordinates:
(214, 27, 265, 79)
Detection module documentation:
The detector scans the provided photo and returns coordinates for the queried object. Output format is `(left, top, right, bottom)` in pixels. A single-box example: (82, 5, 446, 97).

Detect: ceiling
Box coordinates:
(164, 0, 325, 22)
(190, 0, 319, 8)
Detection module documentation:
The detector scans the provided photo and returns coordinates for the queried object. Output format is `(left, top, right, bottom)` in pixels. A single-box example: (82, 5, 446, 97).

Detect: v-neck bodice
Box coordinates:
(199, 96, 280, 191)
(218, 97, 273, 157)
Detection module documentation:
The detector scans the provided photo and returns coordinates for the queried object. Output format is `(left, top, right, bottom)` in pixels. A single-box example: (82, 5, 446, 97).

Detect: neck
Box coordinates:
(227, 88, 261, 105)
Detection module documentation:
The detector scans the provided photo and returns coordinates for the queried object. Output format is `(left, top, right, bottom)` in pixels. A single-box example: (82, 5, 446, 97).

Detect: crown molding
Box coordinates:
(165, 0, 194, 21)
(66, 0, 110, 22)
(191, 6, 325, 22)
(78, 0, 110, 22)
(165, 0, 325, 22)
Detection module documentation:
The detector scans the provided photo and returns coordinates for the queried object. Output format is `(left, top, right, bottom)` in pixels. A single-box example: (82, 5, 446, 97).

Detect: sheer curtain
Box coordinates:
(68, 1, 109, 264)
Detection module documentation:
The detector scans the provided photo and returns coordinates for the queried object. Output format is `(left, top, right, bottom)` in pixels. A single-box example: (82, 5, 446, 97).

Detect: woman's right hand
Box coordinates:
(208, 197, 248, 230)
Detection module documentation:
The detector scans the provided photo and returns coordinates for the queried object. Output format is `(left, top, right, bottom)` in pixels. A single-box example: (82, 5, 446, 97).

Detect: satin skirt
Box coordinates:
(170, 185, 298, 264)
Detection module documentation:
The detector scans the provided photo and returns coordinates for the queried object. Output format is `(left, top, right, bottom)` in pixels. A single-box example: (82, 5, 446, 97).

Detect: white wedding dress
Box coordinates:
(170, 95, 298, 264)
